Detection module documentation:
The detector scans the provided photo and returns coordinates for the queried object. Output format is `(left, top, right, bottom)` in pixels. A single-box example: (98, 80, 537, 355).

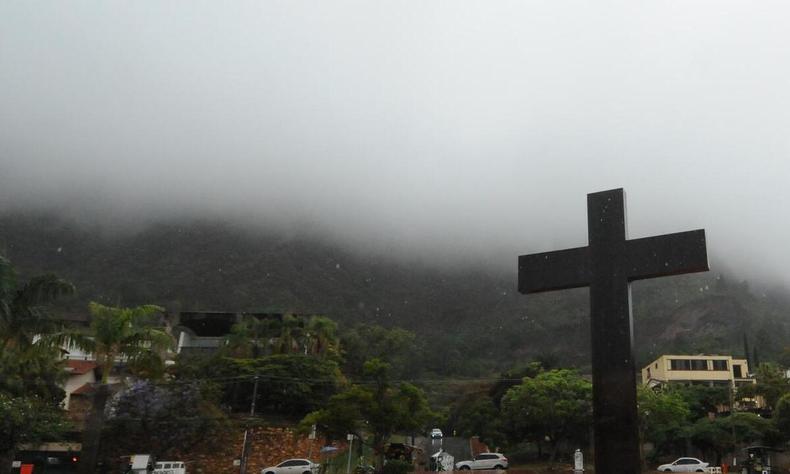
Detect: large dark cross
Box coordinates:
(518, 188, 708, 474)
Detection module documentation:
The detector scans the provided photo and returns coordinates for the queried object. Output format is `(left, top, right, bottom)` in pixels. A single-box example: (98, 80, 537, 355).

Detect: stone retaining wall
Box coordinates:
(172, 426, 341, 474)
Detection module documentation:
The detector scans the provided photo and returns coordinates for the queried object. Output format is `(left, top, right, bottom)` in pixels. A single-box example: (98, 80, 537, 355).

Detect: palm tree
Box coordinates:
(225, 315, 281, 358)
(276, 313, 304, 354)
(0, 256, 75, 350)
(305, 315, 339, 358)
(70, 302, 173, 383)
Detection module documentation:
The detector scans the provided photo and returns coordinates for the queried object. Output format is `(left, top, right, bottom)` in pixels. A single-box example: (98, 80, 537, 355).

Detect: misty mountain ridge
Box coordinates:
(1, 211, 788, 374)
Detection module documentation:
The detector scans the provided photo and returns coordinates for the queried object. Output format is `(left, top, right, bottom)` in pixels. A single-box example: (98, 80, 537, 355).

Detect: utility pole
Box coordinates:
(346, 434, 354, 474)
(730, 380, 737, 457)
(307, 425, 317, 460)
(240, 375, 260, 474)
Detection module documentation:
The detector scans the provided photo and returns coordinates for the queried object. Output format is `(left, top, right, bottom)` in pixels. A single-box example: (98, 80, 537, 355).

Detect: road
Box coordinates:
(412, 436, 472, 466)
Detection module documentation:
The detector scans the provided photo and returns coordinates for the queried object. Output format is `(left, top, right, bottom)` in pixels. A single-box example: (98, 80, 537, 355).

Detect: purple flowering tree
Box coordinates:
(104, 380, 227, 459)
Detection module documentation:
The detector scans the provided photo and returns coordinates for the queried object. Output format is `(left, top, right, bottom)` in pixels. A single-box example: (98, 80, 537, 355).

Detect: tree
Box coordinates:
(737, 363, 790, 412)
(687, 417, 731, 465)
(488, 361, 544, 408)
(301, 385, 368, 439)
(305, 315, 339, 358)
(743, 334, 751, 369)
(340, 324, 422, 379)
(500, 369, 592, 461)
(174, 349, 344, 416)
(276, 314, 304, 354)
(302, 359, 433, 470)
(750, 363, 790, 410)
(75, 302, 172, 384)
(727, 412, 776, 447)
(777, 346, 790, 371)
(0, 255, 75, 349)
(673, 384, 730, 420)
(225, 353, 344, 415)
(772, 393, 790, 442)
(688, 413, 774, 465)
(448, 394, 504, 448)
(637, 386, 690, 463)
(0, 393, 69, 474)
(66, 302, 173, 474)
(225, 315, 281, 358)
(103, 380, 228, 459)
(226, 314, 339, 358)
(0, 344, 66, 404)
(0, 344, 69, 474)
(0, 257, 73, 474)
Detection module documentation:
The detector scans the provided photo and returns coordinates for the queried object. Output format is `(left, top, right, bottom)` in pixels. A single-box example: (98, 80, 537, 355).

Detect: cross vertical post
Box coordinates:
(587, 189, 640, 473)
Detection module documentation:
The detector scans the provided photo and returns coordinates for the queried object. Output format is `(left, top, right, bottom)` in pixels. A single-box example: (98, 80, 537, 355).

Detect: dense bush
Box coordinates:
(381, 459, 413, 474)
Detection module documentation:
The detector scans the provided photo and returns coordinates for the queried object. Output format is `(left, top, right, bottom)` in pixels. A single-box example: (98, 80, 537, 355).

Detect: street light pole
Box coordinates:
(240, 375, 260, 474)
(346, 434, 354, 474)
(308, 425, 317, 460)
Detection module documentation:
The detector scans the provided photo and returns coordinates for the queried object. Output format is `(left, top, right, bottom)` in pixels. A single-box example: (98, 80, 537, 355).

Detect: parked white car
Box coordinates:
(261, 459, 319, 474)
(153, 461, 186, 474)
(455, 453, 508, 470)
(657, 457, 709, 472)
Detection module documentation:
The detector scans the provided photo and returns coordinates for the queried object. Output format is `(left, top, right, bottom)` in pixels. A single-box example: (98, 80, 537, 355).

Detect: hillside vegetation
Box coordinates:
(1, 212, 788, 374)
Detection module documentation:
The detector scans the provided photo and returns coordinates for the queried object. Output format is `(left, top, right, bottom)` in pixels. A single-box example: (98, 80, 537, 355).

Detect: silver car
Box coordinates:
(657, 457, 709, 472)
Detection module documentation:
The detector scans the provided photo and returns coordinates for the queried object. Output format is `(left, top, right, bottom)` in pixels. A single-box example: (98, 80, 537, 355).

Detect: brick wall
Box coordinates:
(66, 394, 92, 430)
(469, 437, 490, 457)
(172, 426, 342, 474)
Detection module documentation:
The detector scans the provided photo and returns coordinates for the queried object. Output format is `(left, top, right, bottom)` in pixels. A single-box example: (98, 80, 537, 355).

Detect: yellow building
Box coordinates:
(641, 354, 752, 389)
(641, 354, 762, 410)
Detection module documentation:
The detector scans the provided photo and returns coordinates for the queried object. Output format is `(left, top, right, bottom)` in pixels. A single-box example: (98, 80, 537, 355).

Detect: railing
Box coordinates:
(179, 337, 224, 348)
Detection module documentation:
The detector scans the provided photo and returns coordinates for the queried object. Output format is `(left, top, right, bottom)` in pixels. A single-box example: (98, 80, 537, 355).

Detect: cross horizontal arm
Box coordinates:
(625, 229, 709, 281)
(518, 246, 590, 293)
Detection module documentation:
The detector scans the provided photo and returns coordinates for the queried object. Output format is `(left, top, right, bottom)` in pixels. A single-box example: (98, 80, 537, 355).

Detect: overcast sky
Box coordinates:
(1, 1, 789, 282)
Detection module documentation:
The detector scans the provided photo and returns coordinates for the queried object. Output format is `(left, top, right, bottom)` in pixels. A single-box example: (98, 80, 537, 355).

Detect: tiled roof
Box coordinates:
(65, 360, 98, 375)
(71, 383, 96, 395)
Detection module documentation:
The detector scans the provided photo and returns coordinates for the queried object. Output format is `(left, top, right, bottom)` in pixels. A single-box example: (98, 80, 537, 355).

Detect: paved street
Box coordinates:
(412, 436, 472, 466)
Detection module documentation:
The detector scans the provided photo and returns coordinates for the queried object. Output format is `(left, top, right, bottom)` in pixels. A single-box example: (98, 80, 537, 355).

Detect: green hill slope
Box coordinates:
(1, 213, 787, 374)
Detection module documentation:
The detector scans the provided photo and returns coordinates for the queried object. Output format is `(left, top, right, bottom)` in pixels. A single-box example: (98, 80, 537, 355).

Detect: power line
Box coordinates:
(151, 373, 528, 388)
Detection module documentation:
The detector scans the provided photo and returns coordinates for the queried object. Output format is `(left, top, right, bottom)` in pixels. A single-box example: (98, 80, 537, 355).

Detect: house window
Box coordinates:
(670, 359, 692, 370)
(647, 368, 651, 378)
(691, 359, 708, 370)
(712, 360, 728, 371)
(733, 364, 743, 378)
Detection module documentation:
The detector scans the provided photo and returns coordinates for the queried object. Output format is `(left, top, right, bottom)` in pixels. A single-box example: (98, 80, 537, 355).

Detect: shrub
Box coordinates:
(381, 459, 414, 474)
